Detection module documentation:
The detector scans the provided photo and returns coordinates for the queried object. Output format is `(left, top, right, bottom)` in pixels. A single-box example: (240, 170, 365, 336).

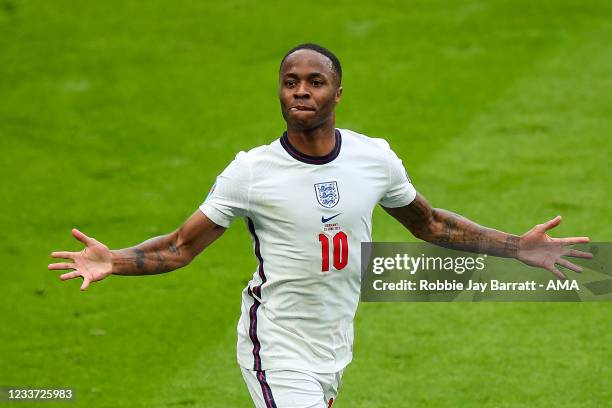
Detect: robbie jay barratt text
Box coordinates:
(371, 279, 580, 292)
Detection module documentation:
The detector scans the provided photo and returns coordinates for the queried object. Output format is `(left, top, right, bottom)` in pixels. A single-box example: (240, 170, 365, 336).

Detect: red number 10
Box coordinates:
(318, 232, 349, 272)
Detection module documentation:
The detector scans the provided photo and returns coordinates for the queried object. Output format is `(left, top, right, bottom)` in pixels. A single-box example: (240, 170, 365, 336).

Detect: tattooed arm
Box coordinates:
(110, 211, 224, 276)
(49, 211, 225, 290)
(383, 193, 519, 257)
(383, 193, 591, 278)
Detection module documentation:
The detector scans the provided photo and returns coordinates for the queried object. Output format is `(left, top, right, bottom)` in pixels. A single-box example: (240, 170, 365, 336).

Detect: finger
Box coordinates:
(545, 263, 566, 280)
(60, 271, 81, 281)
(80, 277, 90, 291)
(72, 228, 94, 246)
(51, 251, 77, 259)
(48, 262, 75, 270)
(556, 258, 583, 273)
(552, 237, 590, 245)
(538, 215, 562, 232)
(563, 249, 594, 259)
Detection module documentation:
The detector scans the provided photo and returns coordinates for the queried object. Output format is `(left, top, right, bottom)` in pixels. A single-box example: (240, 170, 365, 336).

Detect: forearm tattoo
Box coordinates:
(134, 248, 146, 270)
(386, 196, 520, 258)
(168, 241, 180, 256)
(431, 209, 519, 257)
(113, 234, 185, 276)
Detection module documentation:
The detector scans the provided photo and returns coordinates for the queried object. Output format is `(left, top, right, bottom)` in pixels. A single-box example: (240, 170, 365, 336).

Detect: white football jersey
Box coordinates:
(199, 128, 417, 373)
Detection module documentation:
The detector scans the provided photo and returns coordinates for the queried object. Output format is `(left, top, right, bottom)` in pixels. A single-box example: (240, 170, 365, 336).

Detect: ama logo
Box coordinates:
(314, 181, 339, 208)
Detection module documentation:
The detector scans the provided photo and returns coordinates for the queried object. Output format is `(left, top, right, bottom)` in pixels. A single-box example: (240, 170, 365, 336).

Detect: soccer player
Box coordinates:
(49, 43, 590, 408)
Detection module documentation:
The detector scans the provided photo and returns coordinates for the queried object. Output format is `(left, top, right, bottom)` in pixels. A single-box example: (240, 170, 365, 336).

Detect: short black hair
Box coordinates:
(280, 43, 342, 85)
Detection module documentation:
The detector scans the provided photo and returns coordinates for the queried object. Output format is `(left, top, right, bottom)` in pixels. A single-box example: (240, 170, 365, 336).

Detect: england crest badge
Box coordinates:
(314, 181, 340, 208)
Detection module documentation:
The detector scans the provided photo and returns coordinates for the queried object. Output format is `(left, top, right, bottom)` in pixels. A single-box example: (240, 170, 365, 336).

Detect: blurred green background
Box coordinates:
(1, 0, 611, 407)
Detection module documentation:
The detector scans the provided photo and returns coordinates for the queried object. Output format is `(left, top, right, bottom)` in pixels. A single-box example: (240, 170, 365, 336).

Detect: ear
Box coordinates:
(335, 86, 343, 103)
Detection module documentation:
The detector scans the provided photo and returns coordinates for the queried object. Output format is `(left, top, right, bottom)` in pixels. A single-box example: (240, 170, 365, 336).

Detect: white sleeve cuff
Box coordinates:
(199, 203, 232, 228)
(379, 184, 417, 208)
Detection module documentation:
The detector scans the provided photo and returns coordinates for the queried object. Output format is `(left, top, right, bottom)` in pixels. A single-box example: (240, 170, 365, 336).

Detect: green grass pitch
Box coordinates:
(1, 1, 611, 407)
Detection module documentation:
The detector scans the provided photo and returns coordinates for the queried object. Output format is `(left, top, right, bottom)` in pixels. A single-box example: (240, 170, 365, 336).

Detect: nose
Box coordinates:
(294, 82, 310, 99)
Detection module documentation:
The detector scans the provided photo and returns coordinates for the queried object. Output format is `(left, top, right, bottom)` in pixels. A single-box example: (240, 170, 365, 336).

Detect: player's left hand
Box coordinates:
(517, 215, 592, 279)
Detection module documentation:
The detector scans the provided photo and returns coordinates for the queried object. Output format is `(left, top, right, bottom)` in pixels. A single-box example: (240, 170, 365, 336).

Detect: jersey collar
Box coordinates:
(280, 129, 342, 165)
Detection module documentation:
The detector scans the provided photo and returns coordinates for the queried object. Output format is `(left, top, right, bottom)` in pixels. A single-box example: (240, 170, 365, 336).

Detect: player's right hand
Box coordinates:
(48, 228, 113, 291)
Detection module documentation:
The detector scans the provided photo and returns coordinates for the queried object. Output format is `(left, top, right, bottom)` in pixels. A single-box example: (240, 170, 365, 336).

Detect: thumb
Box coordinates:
(538, 215, 562, 232)
(80, 277, 91, 291)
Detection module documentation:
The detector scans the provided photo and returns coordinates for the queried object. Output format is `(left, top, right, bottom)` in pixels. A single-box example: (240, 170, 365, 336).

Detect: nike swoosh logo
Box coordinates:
(321, 213, 341, 223)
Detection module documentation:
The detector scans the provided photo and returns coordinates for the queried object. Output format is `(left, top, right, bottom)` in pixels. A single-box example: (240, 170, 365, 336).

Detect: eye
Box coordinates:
(312, 79, 323, 87)
(285, 79, 296, 87)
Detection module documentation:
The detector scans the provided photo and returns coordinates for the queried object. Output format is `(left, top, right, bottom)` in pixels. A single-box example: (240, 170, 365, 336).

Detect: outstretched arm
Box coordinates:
(48, 210, 225, 290)
(383, 193, 591, 279)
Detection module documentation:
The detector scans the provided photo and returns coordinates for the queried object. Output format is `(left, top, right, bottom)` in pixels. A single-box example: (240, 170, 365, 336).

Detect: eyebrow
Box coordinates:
(282, 72, 326, 79)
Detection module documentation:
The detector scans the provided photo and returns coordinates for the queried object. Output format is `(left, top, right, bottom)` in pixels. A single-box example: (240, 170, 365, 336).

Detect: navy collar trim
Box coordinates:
(280, 129, 342, 165)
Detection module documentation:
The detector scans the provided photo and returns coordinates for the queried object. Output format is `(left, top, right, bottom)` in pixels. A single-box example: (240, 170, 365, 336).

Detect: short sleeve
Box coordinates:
(378, 142, 417, 208)
(199, 151, 250, 227)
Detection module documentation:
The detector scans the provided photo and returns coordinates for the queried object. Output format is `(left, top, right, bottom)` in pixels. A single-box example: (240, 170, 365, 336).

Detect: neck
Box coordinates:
(286, 118, 336, 157)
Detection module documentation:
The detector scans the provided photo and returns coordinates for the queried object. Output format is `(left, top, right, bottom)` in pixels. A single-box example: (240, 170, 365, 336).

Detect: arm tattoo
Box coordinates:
(134, 248, 146, 270)
(431, 209, 519, 258)
(503, 235, 520, 257)
(404, 197, 430, 226)
(168, 241, 180, 255)
(115, 235, 185, 275)
(437, 213, 458, 244)
(384, 194, 520, 258)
